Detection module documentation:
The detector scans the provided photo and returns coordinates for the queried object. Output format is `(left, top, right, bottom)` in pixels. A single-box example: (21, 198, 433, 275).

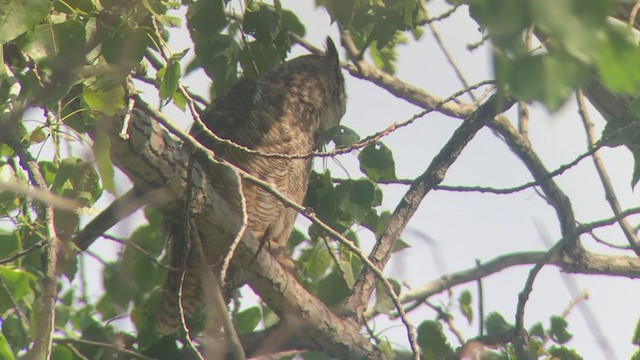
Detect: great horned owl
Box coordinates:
(157, 38, 346, 333)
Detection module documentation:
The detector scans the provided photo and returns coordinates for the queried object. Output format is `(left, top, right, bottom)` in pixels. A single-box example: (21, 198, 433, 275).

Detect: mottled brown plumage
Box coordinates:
(157, 38, 346, 333)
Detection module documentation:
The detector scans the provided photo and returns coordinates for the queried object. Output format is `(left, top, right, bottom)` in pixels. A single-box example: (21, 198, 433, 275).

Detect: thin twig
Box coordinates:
(513, 243, 560, 359)
(475, 259, 484, 337)
(425, 301, 465, 345)
(191, 226, 246, 360)
(119, 97, 136, 140)
(0, 277, 30, 345)
(561, 289, 589, 319)
(62, 343, 92, 360)
(53, 338, 156, 360)
(344, 92, 513, 327)
(585, 229, 630, 250)
(423, 2, 476, 102)
(100, 234, 179, 271)
(629, 0, 640, 27)
(0, 239, 46, 265)
(577, 90, 640, 255)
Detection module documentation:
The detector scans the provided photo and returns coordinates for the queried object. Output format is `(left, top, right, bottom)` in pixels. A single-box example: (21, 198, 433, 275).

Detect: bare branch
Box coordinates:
(344, 93, 515, 320)
(53, 338, 156, 360)
(577, 90, 640, 254)
(513, 243, 559, 358)
(489, 116, 580, 250)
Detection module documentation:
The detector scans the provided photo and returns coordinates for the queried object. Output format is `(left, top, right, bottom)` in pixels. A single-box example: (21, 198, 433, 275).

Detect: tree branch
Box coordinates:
(4, 137, 60, 360)
(577, 90, 640, 254)
(343, 93, 515, 319)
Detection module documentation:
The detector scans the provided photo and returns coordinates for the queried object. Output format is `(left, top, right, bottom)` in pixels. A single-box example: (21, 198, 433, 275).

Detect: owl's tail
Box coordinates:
(156, 222, 204, 334)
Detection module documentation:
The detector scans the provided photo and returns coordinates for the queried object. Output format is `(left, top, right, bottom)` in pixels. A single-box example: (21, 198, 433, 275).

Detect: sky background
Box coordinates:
(75, 0, 640, 358)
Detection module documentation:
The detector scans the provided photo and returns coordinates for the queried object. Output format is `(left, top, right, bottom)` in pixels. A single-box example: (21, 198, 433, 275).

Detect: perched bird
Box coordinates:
(157, 37, 347, 333)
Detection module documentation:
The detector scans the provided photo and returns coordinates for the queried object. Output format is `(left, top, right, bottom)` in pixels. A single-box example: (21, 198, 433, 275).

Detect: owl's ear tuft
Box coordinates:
(325, 37, 339, 65)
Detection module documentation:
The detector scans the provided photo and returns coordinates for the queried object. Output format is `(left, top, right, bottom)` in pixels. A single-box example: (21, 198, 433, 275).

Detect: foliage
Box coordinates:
(1, 0, 640, 358)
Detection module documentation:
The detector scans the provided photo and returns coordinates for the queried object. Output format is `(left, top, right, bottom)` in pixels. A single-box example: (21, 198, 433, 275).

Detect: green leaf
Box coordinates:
(281, 9, 305, 36)
(334, 179, 380, 223)
(238, 41, 282, 78)
(315, 270, 349, 306)
(0, 333, 15, 360)
(0, 231, 20, 260)
(50, 345, 73, 360)
(633, 317, 640, 345)
(235, 307, 261, 334)
(38, 161, 57, 186)
(495, 52, 589, 111)
(594, 22, 640, 94)
(2, 314, 28, 354)
(530, 0, 610, 64)
(468, 0, 530, 51)
(55, 303, 71, 328)
(0, 266, 36, 313)
(93, 133, 115, 195)
(302, 247, 332, 281)
(0, 0, 51, 44)
(304, 170, 338, 225)
(82, 83, 126, 117)
(101, 24, 147, 66)
(287, 228, 307, 250)
(119, 225, 165, 295)
(29, 128, 46, 144)
(336, 256, 355, 288)
(103, 262, 138, 309)
(243, 4, 281, 43)
(187, 0, 227, 38)
(21, 19, 86, 62)
(173, 91, 187, 111)
(54, 208, 79, 241)
(632, 350, 640, 360)
(194, 34, 239, 97)
(330, 125, 360, 148)
(417, 320, 455, 360)
(630, 98, 640, 118)
(529, 321, 545, 338)
(459, 289, 473, 324)
(549, 315, 573, 344)
(485, 312, 514, 337)
(68, 162, 102, 205)
(547, 345, 583, 360)
(325, 0, 355, 26)
(53, 0, 94, 14)
(159, 58, 182, 100)
(358, 142, 397, 181)
(373, 278, 401, 314)
(379, 339, 395, 359)
(391, 238, 410, 253)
